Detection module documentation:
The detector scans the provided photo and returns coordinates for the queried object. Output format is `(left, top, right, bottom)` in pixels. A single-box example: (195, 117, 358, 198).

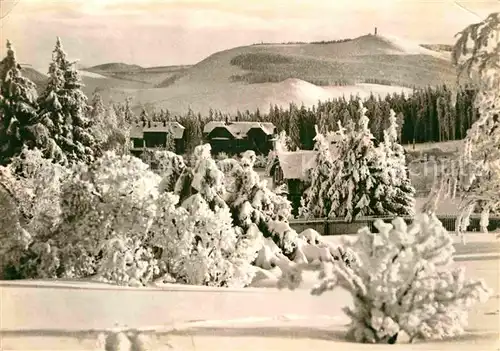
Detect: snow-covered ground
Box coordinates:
(1, 233, 498, 350)
(78, 70, 109, 79)
(379, 34, 451, 61)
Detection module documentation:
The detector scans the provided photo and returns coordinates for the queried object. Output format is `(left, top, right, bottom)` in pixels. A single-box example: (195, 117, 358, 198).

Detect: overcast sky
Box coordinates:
(1, 0, 498, 70)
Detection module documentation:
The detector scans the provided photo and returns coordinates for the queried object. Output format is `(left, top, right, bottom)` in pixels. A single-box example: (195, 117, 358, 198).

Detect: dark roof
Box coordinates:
(131, 122, 185, 139)
(203, 121, 276, 139)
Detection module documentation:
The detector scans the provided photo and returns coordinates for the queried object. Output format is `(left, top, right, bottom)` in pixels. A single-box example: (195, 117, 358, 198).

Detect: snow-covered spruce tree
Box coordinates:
(423, 13, 500, 234)
(38, 37, 97, 165)
(88, 92, 130, 156)
(222, 150, 298, 257)
(53, 152, 161, 282)
(186, 143, 226, 209)
(102, 102, 130, 155)
(376, 110, 416, 216)
(89, 91, 106, 145)
(0, 40, 62, 165)
(299, 123, 345, 219)
(278, 214, 492, 344)
(327, 102, 388, 221)
(162, 144, 259, 287)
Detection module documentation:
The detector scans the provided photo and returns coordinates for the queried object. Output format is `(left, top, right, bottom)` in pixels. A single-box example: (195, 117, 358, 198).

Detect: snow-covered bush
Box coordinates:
(13, 240, 61, 279)
(176, 194, 256, 287)
(154, 144, 261, 287)
(0, 147, 69, 278)
(278, 214, 492, 344)
(253, 154, 268, 168)
(215, 151, 230, 161)
(54, 152, 161, 279)
(96, 236, 160, 287)
(0, 177, 32, 278)
(9, 147, 70, 234)
(190, 143, 226, 208)
(140, 149, 186, 192)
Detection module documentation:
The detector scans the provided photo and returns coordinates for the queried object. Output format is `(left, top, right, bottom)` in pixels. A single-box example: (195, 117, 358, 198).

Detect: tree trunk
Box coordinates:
(387, 333, 398, 344)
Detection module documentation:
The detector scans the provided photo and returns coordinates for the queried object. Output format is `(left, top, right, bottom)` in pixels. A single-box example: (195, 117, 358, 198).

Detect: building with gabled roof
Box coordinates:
(129, 121, 186, 156)
(203, 121, 277, 155)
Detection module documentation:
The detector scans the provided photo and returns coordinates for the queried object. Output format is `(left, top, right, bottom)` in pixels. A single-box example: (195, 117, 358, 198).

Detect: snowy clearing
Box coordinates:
(1, 253, 498, 350)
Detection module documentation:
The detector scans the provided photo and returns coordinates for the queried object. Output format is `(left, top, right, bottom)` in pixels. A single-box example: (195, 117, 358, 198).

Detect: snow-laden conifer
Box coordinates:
(376, 110, 416, 216)
(424, 13, 500, 234)
(299, 122, 345, 219)
(327, 102, 384, 221)
(0, 40, 62, 164)
(223, 150, 297, 257)
(38, 38, 97, 164)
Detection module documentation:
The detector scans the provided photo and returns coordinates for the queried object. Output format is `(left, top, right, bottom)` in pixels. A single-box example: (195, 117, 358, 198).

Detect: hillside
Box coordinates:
(84, 64, 192, 87)
(12, 34, 460, 115)
(0, 66, 51, 92)
(86, 62, 144, 72)
(173, 34, 455, 87)
(96, 34, 458, 115)
(4, 65, 152, 97)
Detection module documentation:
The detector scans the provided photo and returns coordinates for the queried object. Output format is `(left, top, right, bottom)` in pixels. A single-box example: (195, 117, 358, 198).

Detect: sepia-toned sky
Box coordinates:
(1, 0, 498, 70)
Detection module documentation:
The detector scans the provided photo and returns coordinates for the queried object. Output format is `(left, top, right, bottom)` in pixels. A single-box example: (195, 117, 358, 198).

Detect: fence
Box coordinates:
(289, 215, 500, 236)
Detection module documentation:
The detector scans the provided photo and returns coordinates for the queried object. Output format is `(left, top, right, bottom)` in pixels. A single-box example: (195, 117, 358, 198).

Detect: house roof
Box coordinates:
(131, 122, 185, 139)
(130, 125, 143, 139)
(203, 121, 276, 139)
(275, 150, 317, 180)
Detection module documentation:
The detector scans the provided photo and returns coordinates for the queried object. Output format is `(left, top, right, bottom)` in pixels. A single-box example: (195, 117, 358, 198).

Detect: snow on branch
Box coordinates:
(424, 12, 500, 234)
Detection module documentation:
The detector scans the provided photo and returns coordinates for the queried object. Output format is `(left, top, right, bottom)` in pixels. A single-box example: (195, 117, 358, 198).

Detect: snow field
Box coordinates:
(1, 256, 498, 350)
